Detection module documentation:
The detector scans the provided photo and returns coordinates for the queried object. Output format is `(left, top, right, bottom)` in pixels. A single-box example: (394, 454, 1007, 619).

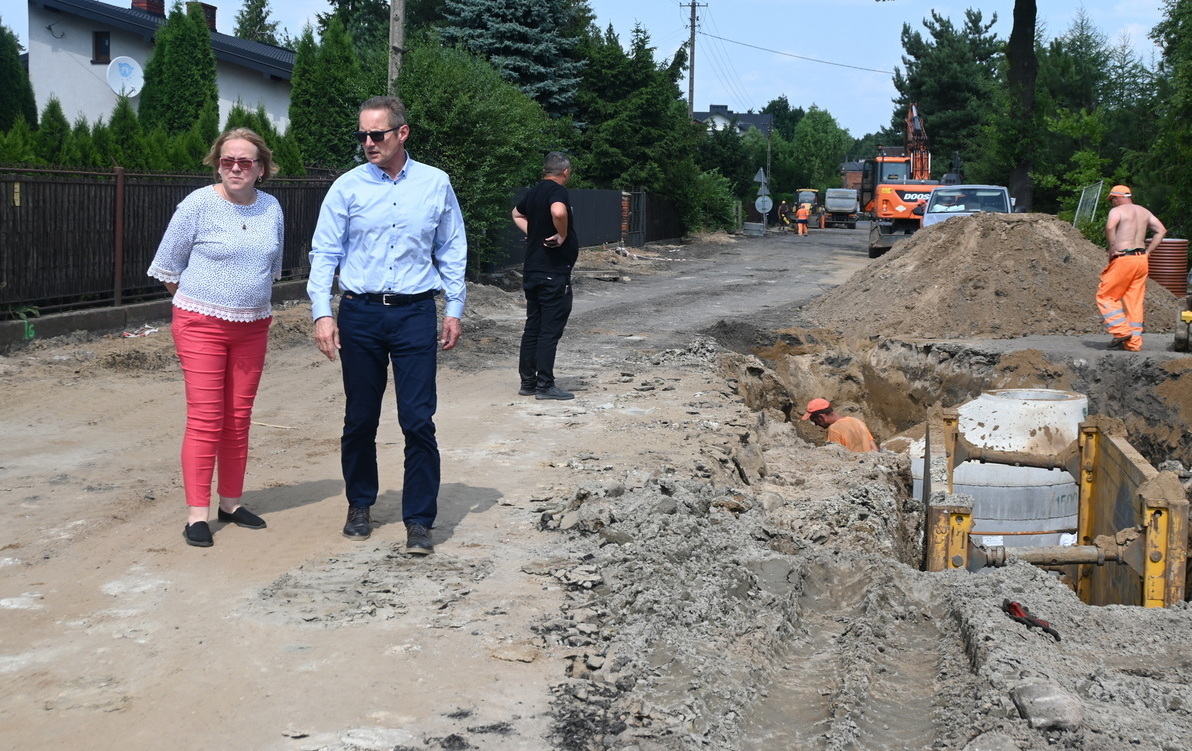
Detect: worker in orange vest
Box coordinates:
(794, 203, 811, 237)
(801, 398, 878, 452)
(1099, 184, 1165, 351)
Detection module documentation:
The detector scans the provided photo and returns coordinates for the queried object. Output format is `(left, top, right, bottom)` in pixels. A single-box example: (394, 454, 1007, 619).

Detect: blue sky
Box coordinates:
(2, 0, 1166, 136)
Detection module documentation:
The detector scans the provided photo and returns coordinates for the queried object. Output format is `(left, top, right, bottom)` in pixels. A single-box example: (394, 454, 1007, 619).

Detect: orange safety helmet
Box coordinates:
(1108, 184, 1131, 198)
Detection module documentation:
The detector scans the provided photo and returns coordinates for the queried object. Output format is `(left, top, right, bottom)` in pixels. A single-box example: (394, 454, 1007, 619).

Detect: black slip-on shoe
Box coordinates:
(535, 385, 575, 400)
(218, 506, 266, 529)
(184, 521, 214, 548)
(518, 384, 536, 396)
(405, 523, 434, 555)
(343, 506, 372, 540)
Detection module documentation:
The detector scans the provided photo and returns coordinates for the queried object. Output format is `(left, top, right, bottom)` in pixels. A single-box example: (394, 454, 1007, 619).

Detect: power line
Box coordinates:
(701, 11, 753, 110)
(697, 31, 895, 75)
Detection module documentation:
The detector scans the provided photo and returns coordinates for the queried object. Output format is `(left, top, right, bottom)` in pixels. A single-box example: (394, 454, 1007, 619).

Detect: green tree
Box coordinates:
(441, 0, 585, 118)
(696, 121, 755, 198)
(1150, 0, 1192, 235)
(1030, 108, 1112, 216)
(233, 0, 281, 46)
(572, 26, 699, 203)
(791, 106, 853, 192)
(1037, 9, 1107, 113)
(288, 19, 361, 169)
(139, 3, 219, 136)
(850, 128, 899, 161)
(761, 95, 805, 141)
(891, 9, 1001, 173)
(0, 21, 37, 131)
(287, 28, 318, 165)
(34, 97, 71, 166)
(109, 97, 149, 169)
(0, 116, 37, 164)
(688, 169, 738, 233)
(398, 40, 553, 270)
(317, 0, 389, 56)
(90, 119, 114, 169)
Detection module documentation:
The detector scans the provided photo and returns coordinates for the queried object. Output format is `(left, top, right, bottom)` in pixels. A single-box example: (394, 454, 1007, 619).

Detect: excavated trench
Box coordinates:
(538, 325, 1192, 751)
(711, 323, 1192, 471)
(539, 214, 1192, 749)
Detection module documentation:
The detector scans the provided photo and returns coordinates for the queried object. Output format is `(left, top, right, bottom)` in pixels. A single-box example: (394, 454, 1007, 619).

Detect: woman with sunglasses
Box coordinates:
(148, 127, 284, 547)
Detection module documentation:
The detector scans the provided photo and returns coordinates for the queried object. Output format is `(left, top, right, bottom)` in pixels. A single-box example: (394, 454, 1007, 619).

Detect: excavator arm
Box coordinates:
(906, 103, 931, 181)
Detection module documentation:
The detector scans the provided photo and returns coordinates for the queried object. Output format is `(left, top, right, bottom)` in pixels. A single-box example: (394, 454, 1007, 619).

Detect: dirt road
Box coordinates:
(2, 227, 1191, 751)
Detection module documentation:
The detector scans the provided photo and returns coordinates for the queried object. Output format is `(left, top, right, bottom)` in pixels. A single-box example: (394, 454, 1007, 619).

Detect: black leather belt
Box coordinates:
(345, 290, 438, 306)
(1116, 249, 1147, 256)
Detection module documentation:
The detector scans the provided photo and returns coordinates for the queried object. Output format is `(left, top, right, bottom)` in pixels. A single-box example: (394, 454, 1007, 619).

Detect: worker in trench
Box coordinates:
(801, 398, 878, 452)
(1099, 184, 1166, 352)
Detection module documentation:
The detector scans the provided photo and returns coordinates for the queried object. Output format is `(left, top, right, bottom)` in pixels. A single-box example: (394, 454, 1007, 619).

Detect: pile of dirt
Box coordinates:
(802, 213, 1177, 339)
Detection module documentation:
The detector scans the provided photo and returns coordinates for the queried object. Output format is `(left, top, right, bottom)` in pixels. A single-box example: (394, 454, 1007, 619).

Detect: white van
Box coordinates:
(917, 185, 1013, 227)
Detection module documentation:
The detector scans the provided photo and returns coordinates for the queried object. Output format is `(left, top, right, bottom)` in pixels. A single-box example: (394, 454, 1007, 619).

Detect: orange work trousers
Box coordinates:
(1096, 254, 1148, 351)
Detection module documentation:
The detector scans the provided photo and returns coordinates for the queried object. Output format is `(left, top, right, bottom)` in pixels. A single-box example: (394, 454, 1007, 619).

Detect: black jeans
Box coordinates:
(519, 271, 573, 390)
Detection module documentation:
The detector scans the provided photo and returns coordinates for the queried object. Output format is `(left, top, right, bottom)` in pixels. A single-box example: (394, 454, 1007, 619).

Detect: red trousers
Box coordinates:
(1096, 255, 1148, 351)
(172, 307, 270, 507)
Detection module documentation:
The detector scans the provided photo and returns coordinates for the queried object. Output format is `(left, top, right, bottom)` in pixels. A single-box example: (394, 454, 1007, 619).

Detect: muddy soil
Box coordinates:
(3, 223, 1192, 751)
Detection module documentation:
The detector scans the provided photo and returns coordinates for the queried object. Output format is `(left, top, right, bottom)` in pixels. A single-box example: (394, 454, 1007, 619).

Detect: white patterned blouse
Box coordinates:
(148, 185, 284, 322)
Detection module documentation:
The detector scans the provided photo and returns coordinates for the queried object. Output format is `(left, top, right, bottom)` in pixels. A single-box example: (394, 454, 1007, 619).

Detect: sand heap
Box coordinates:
(802, 213, 1177, 339)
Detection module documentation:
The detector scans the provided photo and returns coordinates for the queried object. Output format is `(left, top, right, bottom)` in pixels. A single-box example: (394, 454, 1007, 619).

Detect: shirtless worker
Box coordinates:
(1099, 184, 1166, 351)
(801, 398, 878, 453)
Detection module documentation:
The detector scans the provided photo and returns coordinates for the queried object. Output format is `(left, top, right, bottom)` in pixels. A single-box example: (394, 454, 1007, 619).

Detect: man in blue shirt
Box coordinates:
(308, 95, 467, 555)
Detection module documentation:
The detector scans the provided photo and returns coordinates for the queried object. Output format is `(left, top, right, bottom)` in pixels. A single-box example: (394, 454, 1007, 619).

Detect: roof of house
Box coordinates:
(38, 0, 295, 81)
(693, 105, 774, 134)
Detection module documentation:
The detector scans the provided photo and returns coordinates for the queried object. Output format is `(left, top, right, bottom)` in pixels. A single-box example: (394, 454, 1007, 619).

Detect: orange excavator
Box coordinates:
(859, 103, 940, 258)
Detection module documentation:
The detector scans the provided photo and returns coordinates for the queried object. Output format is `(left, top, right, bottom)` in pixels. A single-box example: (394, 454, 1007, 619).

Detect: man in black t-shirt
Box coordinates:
(512, 152, 579, 400)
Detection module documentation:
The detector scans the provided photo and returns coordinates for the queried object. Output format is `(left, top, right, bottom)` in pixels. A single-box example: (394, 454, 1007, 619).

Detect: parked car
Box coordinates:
(917, 185, 1014, 227)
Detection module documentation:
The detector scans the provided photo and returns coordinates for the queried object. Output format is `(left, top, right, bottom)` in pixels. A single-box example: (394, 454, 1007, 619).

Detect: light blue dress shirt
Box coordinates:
(308, 156, 467, 321)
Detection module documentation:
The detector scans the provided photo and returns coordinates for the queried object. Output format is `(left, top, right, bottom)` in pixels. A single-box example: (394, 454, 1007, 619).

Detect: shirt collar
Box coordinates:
(365, 153, 417, 183)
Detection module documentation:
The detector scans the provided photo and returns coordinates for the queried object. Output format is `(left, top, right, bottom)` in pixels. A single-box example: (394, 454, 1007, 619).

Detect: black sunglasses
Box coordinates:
(353, 127, 400, 144)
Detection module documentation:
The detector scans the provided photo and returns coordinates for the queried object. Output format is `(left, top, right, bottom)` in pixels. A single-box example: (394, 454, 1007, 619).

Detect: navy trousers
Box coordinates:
(337, 295, 439, 527)
(518, 271, 573, 390)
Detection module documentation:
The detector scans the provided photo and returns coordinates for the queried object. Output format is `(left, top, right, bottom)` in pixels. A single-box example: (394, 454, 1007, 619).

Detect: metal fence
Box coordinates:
(0, 167, 331, 313)
(1074, 180, 1104, 226)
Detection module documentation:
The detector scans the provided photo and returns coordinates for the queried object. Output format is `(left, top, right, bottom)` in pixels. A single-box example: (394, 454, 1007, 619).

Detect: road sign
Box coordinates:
(757, 184, 770, 197)
(755, 195, 774, 214)
(753, 168, 767, 184)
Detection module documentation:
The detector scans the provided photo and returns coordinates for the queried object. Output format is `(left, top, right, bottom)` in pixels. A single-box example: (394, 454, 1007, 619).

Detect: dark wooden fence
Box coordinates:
(1, 168, 684, 314)
(0, 167, 330, 314)
(498, 187, 626, 268)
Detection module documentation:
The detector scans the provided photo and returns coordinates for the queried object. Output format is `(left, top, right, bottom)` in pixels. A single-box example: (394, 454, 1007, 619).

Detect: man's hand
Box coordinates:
(441, 316, 462, 351)
(314, 316, 340, 361)
(543, 233, 562, 248)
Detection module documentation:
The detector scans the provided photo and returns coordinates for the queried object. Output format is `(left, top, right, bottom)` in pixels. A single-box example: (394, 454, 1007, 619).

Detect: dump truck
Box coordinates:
(823, 188, 859, 229)
(795, 188, 824, 229)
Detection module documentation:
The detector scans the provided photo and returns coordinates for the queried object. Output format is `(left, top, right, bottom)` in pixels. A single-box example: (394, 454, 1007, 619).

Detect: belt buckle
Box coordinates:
(380, 293, 400, 306)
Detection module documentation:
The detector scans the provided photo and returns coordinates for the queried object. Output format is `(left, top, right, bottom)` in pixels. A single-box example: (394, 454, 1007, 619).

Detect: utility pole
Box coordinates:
(388, 0, 406, 95)
(766, 121, 772, 193)
(684, 2, 706, 119)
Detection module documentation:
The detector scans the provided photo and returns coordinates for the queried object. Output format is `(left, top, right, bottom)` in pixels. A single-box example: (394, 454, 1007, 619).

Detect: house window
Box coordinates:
(93, 31, 111, 64)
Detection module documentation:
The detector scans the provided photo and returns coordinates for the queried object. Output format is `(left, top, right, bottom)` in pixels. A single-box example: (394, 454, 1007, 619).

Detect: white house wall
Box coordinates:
(28, 4, 290, 133)
(216, 66, 290, 133)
